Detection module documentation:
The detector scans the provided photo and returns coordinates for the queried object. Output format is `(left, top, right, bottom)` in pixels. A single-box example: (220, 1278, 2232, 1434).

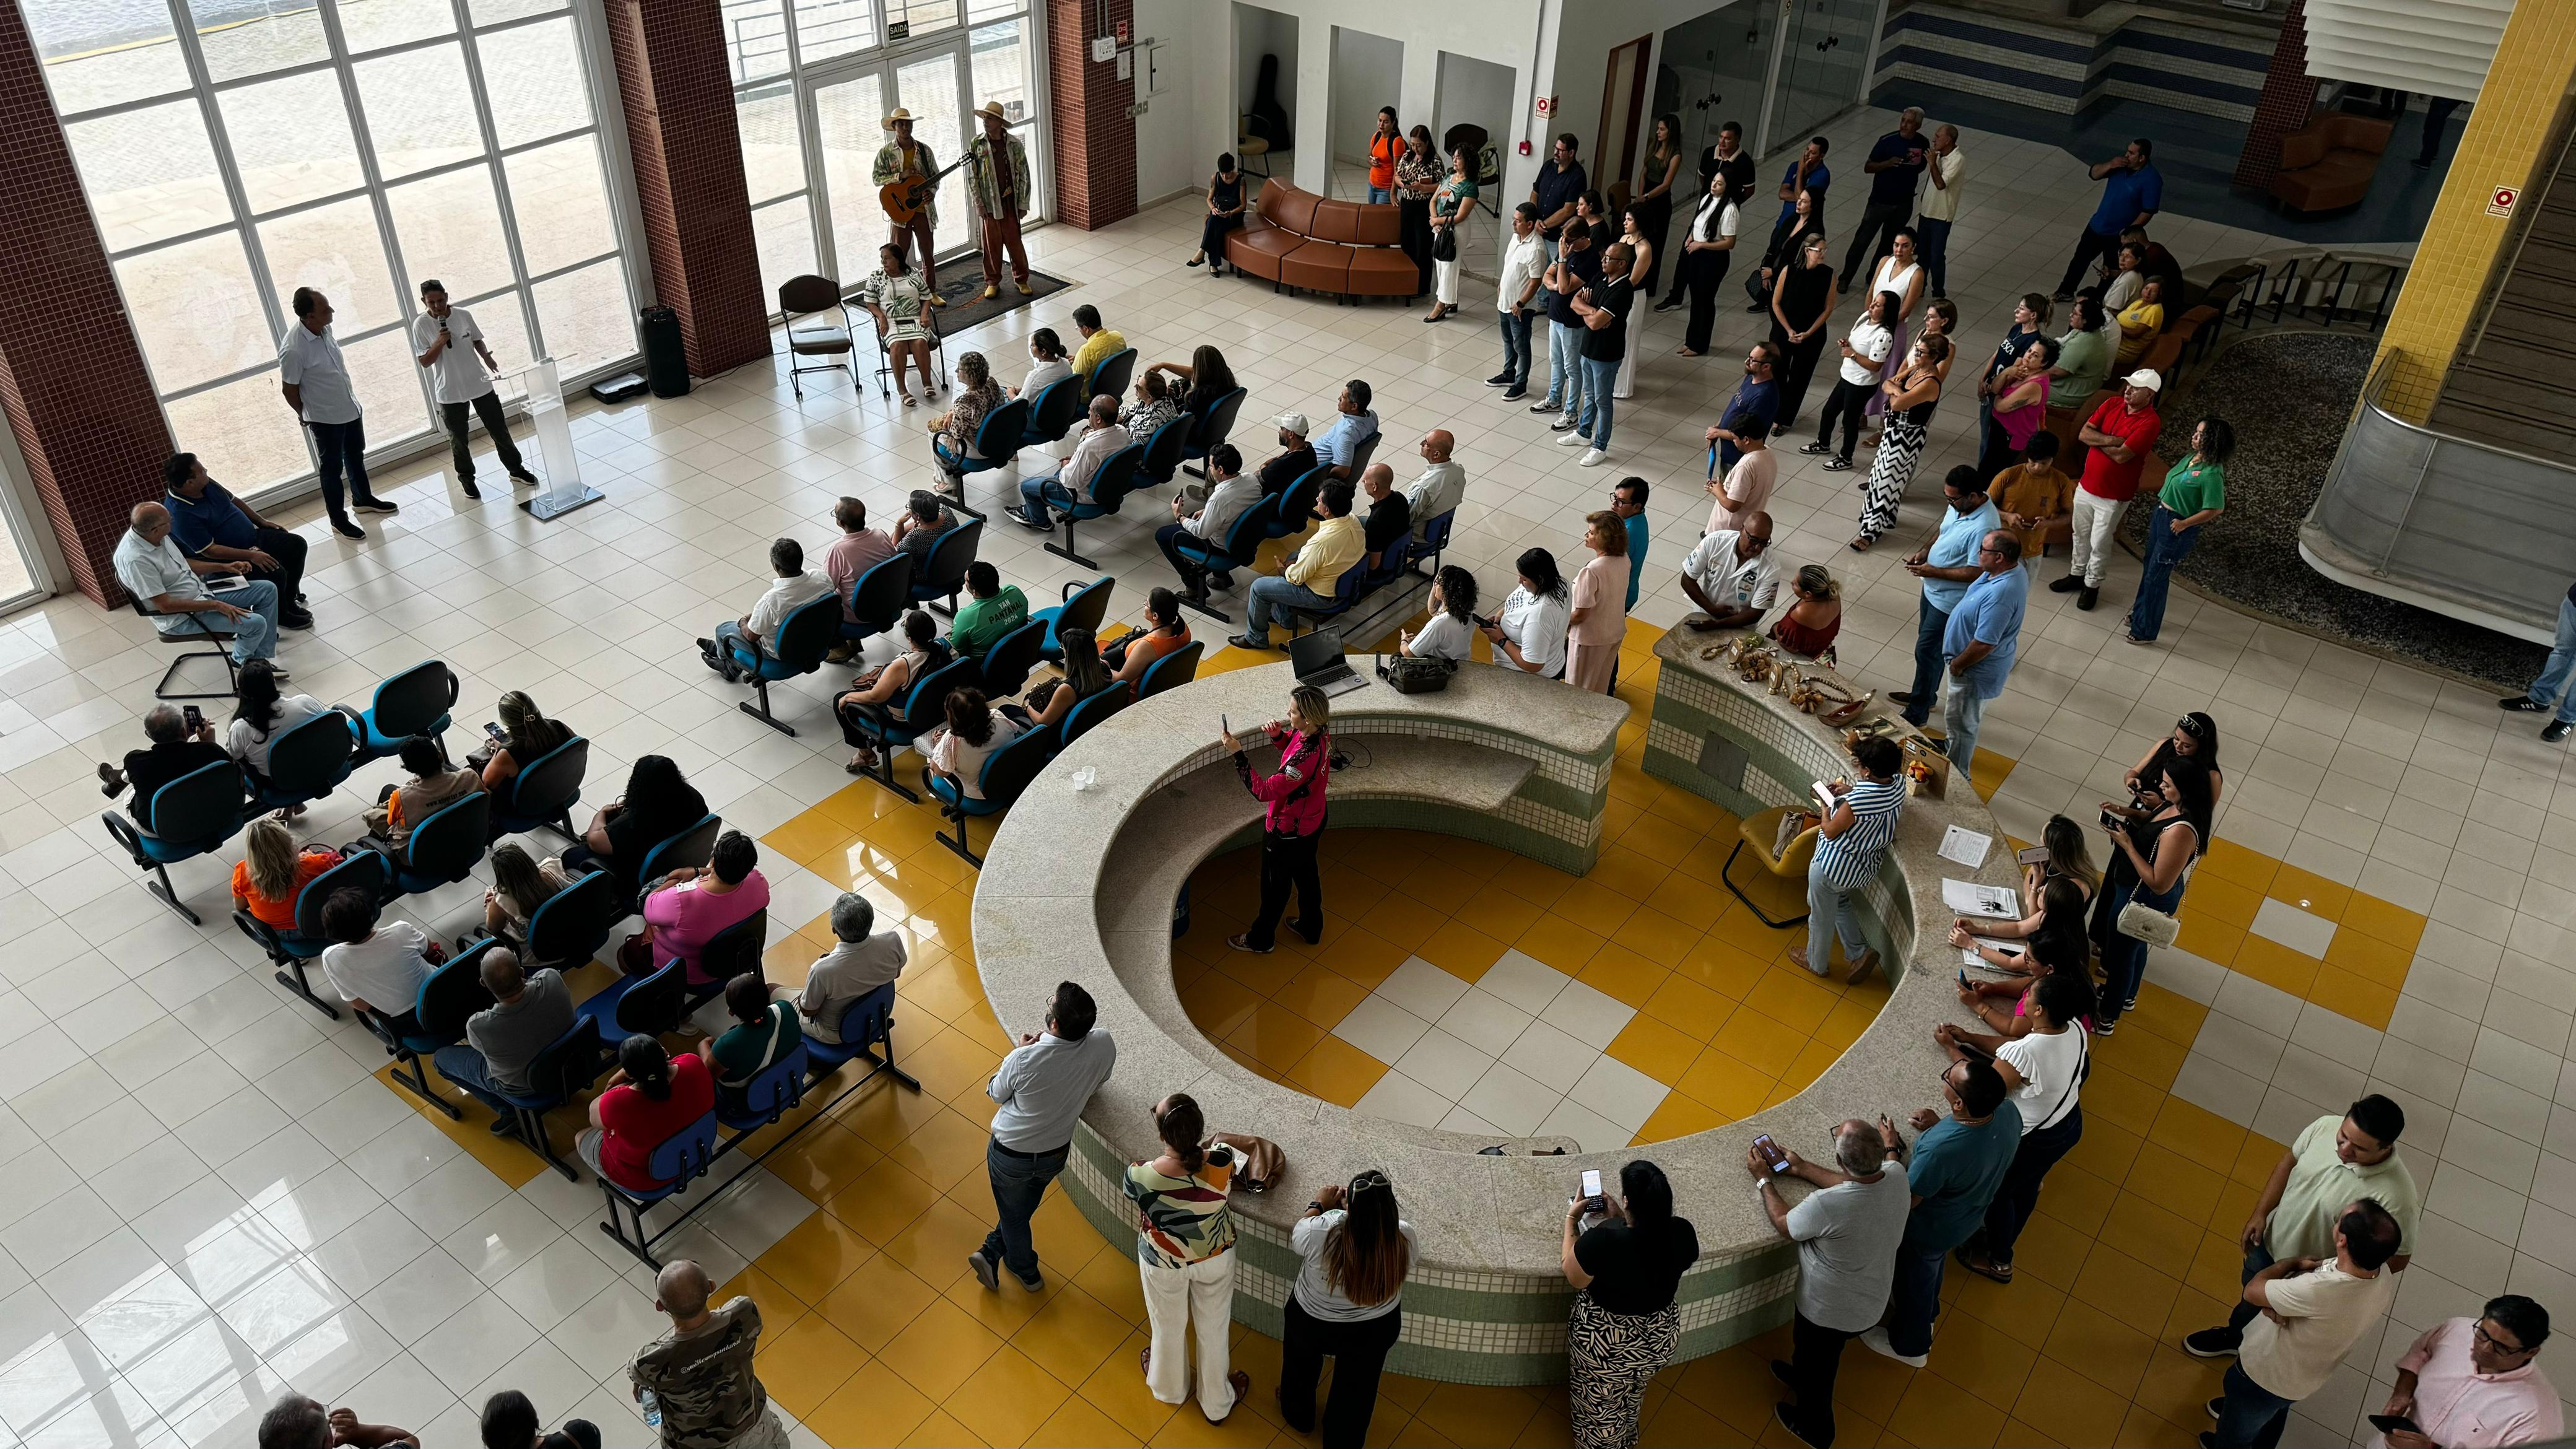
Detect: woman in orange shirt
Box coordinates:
(231, 815, 341, 930)
(1366, 108, 1400, 204)
(1106, 586, 1193, 687)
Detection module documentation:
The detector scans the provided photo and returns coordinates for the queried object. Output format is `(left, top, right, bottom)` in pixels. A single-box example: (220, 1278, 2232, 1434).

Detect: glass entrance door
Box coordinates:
(1767, 0, 1878, 148)
(805, 37, 972, 284)
(1660, 1, 1773, 188)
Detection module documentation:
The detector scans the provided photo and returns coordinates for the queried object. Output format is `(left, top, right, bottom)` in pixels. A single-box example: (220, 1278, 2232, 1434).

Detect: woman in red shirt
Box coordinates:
(580, 1035, 715, 1191)
(1224, 684, 1333, 954)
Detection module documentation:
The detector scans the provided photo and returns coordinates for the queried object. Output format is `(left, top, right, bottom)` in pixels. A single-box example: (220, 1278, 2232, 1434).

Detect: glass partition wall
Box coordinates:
(723, 0, 1045, 315)
(22, 0, 642, 501)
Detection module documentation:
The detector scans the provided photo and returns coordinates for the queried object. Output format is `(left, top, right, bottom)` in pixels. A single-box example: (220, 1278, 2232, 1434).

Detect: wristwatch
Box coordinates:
(1307, 1200, 1325, 1214)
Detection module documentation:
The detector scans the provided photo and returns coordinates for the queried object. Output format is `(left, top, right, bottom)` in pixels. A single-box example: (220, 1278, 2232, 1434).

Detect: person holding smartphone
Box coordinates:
(1561, 1160, 1698, 1449)
(1792, 735, 1905, 983)
(1224, 685, 1333, 954)
(1749, 1121, 1908, 1448)
(1944, 971, 2095, 1286)
(2370, 1298, 2559, 1449)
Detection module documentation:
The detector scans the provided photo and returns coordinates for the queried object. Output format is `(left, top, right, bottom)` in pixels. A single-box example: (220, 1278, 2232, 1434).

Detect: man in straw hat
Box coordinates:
(965, 100, 1033, 301)
(874, 107, 944, 302)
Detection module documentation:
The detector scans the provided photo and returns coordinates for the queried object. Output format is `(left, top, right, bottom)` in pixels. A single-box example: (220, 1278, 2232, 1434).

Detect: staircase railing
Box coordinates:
(2299, 346, 2576, 645)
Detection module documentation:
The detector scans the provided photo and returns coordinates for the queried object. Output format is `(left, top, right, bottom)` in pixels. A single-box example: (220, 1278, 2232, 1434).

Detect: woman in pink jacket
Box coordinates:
(1224, 684, 1333, 954)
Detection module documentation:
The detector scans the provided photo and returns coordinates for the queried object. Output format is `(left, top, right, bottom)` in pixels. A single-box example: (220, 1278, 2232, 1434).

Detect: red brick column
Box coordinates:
(0, 2, 176, 606)
(604, 0, 770, 378)
(1046, 0, 1137, 229)
(2233, 0, 2320, 194)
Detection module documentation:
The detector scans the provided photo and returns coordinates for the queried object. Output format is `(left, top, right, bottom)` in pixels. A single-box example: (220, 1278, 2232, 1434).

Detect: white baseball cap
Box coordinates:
(2125, 368, 2163, 391)
(1274, 412, 1310, 436)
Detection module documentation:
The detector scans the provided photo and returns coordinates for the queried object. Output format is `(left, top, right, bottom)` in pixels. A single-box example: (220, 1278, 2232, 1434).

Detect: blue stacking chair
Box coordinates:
(621, 814, 723, 913)
(518, 865, 616, 971)
(684, 909, 768, 1014)
(910, 517, 982, 617)
(932, 396, 1029, 500)
(1289, 559, 1375, 636)
(369, 790, 490, 898)
(1042, 442, 1143, 570)
(716, 1044, 810, 1136)
(730, 591, 841, 736)
(597, 1107, 722, 1268)
(1136, 639, 1204, 700)
(577, 957, 686, 1050)
(801, 981, 920, 1092)
(1018, 375, 1087, 452)
(346, 661, 459, 767)
(490, 1015, 604, 1182)
(974, 619, 1047, 698)
(1133, 416, 1191, 490)
(846, 655, 979, 803)
(1266, 465, 1328, 541)
(925, 727, 1057, 867)
(1181, 386, 1248, 478)
(362, 941, 501, 1121)
(1364, 533, 1414, 588)
(1409, 508, 1456, 578)
(235, 848, 388, 1019)
(1055, 679, 1133, 751)
(1174, 495, 1275, 624)
(250, 707, 360, 814)
(102, 760, 248, 926)
(1031, 575, 1114, 663)
(488, 736, 587, 843)
(838, 553, 913, 648)
(1087, 347, 1137, 405)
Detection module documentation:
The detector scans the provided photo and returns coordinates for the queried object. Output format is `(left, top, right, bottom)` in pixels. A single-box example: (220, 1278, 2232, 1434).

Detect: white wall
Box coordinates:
(1435, 50, 1518, 158)
(1136, 0, 1230, 202)
(1234, 3, 1299, 131)
(1328, 28, 1403, 165)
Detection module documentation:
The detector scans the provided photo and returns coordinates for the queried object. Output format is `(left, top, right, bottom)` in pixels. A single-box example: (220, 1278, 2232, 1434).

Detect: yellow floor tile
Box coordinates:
(875, 1295, 1004, 1402)
(949, 1344, 1074, 1445)
(2224, 933, 2320, 999)
(2193, 839, 2278, 894)
(1414, 920, 1510, 981)
(1676, 1045, 1777, 1118)
(1606, 1016, 1704, 1086)
(756, 1209, 877, 1299)
(825, 1157, 942, 1244)
(1891, 1369, 2010, 1448)
(1286, 1033, 1391, 1108)
(2308, 967, 2399, 1030)
(1640, 975, 1734, 1040)
(1616, 906, 1704, 969)
(2181, 876, 2263, 931)
(1739, 969, 1837, 1035)
(2323, 928, 2412, 989)
(1025, 1397, 1147, 1448)
(2012, 1351, 2136, 1444)
(1224, 1003, 1328, 1074)
(1632, 1091, 1729, 1144)
(800, 1357, 934, 1447)
(2338, 892, 2427, 953)
(1707, 1012, 1806, 1079)
(751, 1312, 864, 1419)
(1273, 963, 1372, 1030)
(899, 1408, 977, 1447)
(1074, 1329, 1179, 1440)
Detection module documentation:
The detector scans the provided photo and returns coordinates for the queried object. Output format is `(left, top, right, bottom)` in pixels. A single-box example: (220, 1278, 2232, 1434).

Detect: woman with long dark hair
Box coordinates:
(1125, 1093, 1253, 1420)
(1747, 185, 1824, 313)
(1424, 145, 1482, 324)
(1483, 546, 1571, 679)
(2091, 760, 2210, 1033)
(1951, 876, 2092, 1015)
(1853, 334, 1950, 549)
(1188, 152, 1248, 274)
(2025, 813, 2102, 907)
(1562, 1159, 1700, 1448)
(1765, 231, 1838, 427)
(571, 753, 707, 898)
(1281, 1170, 1414, 1448)
(2126, 713, 2222, 812)
(1673, 169, 1743, 359)
(1629, 113, 1684, 296)
(1146, 345, 1237, 417)
(474, 689, 572, 789)
(224, 656, 328, 799)
(857, 242, 936, 406)
(1396, 124, 1443, 296)
(2125, 414, 2233, 644)
(926, 685, 1019, 801)
(1400, 565, 1478, 663)
(1806, 288, 1899, 472)
(1949, 968, 2097, 1285)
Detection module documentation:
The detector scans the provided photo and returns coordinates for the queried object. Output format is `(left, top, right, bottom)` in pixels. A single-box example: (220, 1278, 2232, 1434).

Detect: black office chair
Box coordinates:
(126, 593, 239, 701)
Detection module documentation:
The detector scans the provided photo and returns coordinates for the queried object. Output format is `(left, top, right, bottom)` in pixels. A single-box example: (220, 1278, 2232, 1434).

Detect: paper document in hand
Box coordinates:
(1941, 878, 2019, 918)
(1937, 825, 1991, 868)
(1812, 780, 1838, 812)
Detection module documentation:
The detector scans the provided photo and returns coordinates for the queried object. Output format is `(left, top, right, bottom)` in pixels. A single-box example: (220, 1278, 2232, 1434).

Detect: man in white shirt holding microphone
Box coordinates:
(411, 280, 537, 500)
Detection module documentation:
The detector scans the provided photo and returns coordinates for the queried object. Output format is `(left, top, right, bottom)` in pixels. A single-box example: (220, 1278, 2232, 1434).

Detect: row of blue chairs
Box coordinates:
(728, 519, 987, 736)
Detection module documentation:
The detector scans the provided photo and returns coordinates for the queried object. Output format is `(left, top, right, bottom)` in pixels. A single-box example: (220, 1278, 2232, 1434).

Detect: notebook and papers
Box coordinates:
(1943, 878, 2021, 919)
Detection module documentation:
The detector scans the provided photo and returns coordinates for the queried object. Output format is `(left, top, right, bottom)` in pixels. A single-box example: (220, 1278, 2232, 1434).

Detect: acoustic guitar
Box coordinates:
(881, 157, 964, 226)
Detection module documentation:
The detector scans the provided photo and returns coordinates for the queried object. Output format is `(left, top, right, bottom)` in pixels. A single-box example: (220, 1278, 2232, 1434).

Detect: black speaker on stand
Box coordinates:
(641, 306, 689, 398)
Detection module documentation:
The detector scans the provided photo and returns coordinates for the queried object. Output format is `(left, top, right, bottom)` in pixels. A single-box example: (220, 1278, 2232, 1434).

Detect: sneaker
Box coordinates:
(1012, 1266, 1044, 1292)
(1889, 690, 1922, 707)
(1486, 372, 1515, 386)
(1555, 430, 1585, 445)
(2094, 1018, 2118, 1035)
(1551, 419, 1582, 435)
(331, 515, 365, 540)
(1501, 387, 1529, 401)
(2048, 575, 2084, 593)
(2546, 721, 2573, 744)
(352, 497, 398, 514)
(1798, 440, 1832, 455)
(281, 610, 315, 630)
(1007, 507, 1054, 533)
(2183, 1328, 2240, 1359)
(1773, 1404, 1825, 1449)
(1860, 1326, 1926, 1368)
(2502, 695, 2549, 711)
(2078, 585, 2099, 611)
(1788, 946, 1824, 977)
(1529, 400, 1560, 414)
(1227, 933, 1274, 954)
(1579, 448, 1609, 467)
(966, 1250, 999, 1292)
(2052, 291, 2076, 303)
(1821, 456, 1853, 472)
(461, 480, 481, 500)
(508, 469, 539, 485)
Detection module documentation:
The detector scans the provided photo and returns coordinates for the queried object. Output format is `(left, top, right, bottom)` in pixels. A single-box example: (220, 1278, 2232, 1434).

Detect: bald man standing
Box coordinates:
(113, 502, 282, 669)
(1404, 429, 1464, 544)
(629, 1260, 787, 1448)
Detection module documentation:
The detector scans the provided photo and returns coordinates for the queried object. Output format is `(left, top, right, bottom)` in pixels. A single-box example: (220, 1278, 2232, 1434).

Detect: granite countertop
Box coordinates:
(970, 652, 2015, 1277)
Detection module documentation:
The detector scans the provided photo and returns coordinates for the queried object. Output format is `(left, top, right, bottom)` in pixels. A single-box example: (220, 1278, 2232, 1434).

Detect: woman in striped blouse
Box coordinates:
(1792, 734, 1907, 984)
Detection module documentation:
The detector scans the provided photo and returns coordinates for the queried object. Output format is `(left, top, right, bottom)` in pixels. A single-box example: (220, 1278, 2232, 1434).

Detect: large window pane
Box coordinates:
(531, 260, 635, 370)
(67, 98, 228, 252)
(966, 0, 1022, 20)
(355, 43, 484, 178)
(341, 329, 432, 443)
(892, 52, 965, 245)
(385, 166, 513, 302)
(221, 73, 365, 215)
(887, 0, 961, 39)
(738, 82, 804, 206)
(117, 232, 271, 394)
(167, 371, 312, 494)
(504, 139, 617, 276)
(192, 0, 329, 83)
(751, 199, 817, 316)
(471, 0, 569, 23)
(335, 0, 458, 57)
(813, 72, 886, 285)
(791, 0, 874, 64)
(24, 0, 191, 113)
(259, 198, 401, 333)
(482, 17, 593, 148)
(967, 20, 1030, 127)
(721, 0, 788, 84)
(454, 291, 536, 402)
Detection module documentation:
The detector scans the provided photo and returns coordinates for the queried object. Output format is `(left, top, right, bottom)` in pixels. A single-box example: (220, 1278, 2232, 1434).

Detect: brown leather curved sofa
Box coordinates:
(1226, 181, 1418, 300)
(2271, 114, 2391, 213)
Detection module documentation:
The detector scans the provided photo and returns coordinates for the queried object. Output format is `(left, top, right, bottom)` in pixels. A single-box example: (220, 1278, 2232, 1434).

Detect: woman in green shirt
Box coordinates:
(2049, 294, 2113, 417)
(2125, 414, 2230, 644)
(700, 972, 801, 1114)
(1424, 146, 1482, 323)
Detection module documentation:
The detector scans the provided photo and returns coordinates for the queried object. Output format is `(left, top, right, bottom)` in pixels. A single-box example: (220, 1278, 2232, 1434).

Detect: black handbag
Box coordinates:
(1434, 225, 1458, 264)
(1377, 654, 1453, 694)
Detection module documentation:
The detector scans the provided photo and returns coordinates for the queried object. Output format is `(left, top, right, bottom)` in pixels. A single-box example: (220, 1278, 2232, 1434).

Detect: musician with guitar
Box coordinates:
(875, 108, 953, 305)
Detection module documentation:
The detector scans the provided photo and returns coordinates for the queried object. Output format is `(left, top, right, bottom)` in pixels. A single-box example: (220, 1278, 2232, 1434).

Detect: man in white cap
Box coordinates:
(1254, 414, 1319, 498)
(965, 100, 1032, 301)
(2048, 367, 2162, 611)
(873, 108, 944, 302)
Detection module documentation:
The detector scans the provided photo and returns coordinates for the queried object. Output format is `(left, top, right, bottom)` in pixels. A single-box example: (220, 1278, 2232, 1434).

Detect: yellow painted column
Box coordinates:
(2372, 1, 2576, 423)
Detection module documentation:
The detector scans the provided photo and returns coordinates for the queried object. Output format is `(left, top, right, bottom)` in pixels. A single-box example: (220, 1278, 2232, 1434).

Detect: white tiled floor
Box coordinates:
(1343, 951, 1660, 1141)
(0, 98, 2564, 1447)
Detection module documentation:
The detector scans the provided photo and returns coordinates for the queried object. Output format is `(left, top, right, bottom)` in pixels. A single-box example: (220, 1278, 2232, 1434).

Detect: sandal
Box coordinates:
(899, 393, 918, 408)
(1955, 1247, 2014, 1284)
(1675, 347, 1701, 357)
(845, 749, 879, 774)
(1850, 536, 1876, 552)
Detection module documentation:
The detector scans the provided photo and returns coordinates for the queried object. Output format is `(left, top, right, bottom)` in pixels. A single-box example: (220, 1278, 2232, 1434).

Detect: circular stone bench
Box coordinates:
(969, 641, 2019, 1385)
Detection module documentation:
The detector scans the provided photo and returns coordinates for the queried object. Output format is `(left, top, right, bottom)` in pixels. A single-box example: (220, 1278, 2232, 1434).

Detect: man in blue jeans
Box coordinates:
(1889, 469, 1996, 728)
(2055, 138, 2162, 300)
(1534, 220, 1600, 424)
(969, 981, 1116, 1293)
(2126, 417, 2229, 644)
(2503, 577, 2576, 744)
(112, 503, 283, 668)
(1232, 481, 1363, 648)
(2203, 1200, 2401, 1449)
(1941, 531, 2029, 789)
(1862, 1058, 2018, 1367)
(1564, 240, 1635, 467)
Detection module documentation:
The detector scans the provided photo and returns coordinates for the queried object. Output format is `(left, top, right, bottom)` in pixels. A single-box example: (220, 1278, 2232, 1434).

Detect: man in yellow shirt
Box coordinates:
(1069, 305, 1125, 381)
(1232, 479, 1362, 648)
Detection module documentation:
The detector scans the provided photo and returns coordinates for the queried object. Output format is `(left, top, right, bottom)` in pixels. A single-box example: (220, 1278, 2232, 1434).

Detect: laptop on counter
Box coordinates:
(1288, 628, 1369, 698)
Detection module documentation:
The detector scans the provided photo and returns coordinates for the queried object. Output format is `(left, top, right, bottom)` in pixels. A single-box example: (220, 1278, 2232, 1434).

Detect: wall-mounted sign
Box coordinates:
(2488, 185, 2519, 218)
(889, 19, 908, 40)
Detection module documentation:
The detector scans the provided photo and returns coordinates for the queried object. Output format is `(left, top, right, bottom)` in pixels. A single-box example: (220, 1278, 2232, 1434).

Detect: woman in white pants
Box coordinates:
(1425, 146, 1482, 323)
(1612, 206, 1655, 399)
(1124, 1094, 1255, 1421)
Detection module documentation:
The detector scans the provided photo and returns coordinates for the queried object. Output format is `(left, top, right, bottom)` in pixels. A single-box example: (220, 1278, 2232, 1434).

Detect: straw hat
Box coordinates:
(882, 107, 916, 129)
(972, 101, 1022, 126)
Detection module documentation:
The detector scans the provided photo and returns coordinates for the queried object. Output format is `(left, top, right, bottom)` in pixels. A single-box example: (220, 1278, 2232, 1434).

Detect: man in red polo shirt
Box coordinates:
(2048, 368, 2163, 610)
